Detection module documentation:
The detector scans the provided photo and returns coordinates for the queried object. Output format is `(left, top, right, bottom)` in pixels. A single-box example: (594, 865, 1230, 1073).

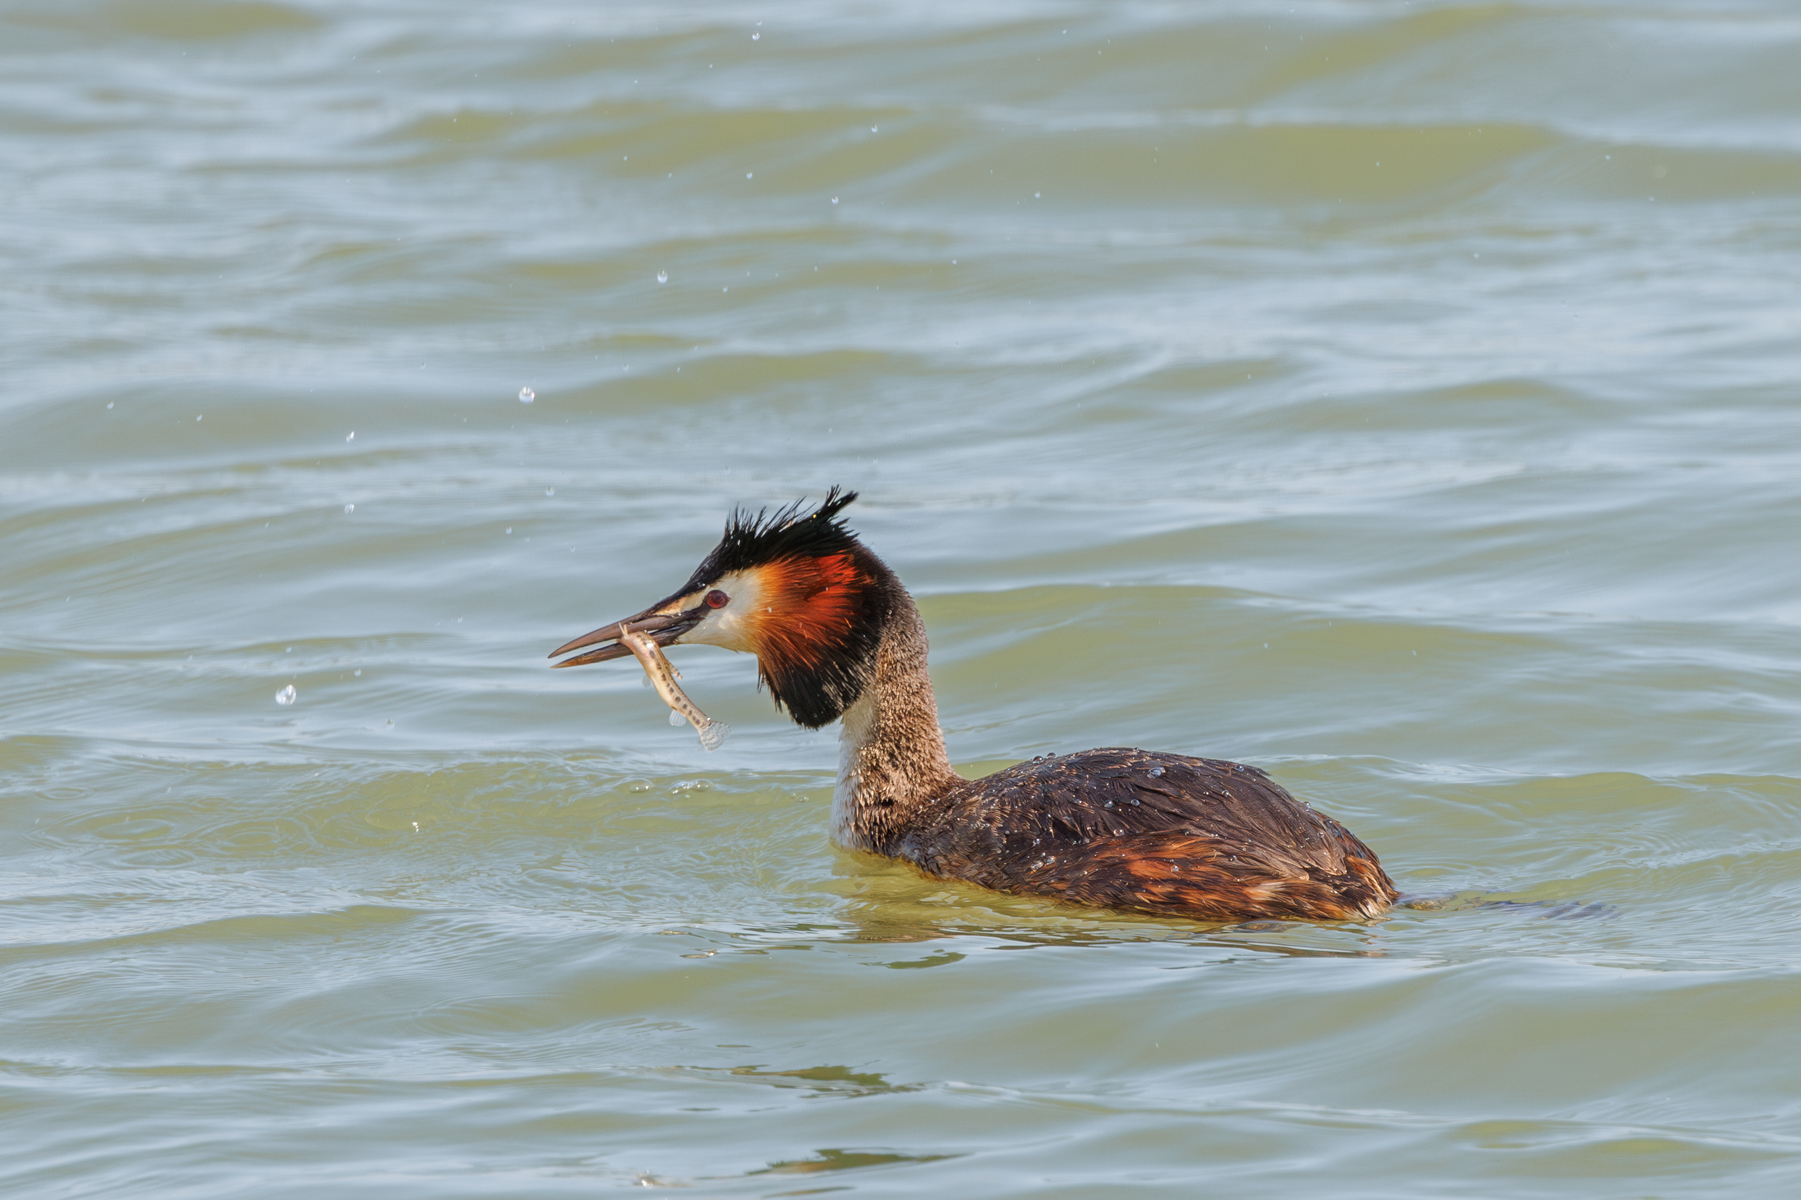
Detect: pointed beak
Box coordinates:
(549, 602, 704, 668)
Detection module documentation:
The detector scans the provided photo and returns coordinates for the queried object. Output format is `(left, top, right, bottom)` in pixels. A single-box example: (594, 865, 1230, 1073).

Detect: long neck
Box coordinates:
(831, 596, 961, 853)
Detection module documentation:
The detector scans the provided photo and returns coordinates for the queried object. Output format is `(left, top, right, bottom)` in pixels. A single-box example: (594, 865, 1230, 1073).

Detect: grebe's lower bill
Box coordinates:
(550, 489, 1397, 924)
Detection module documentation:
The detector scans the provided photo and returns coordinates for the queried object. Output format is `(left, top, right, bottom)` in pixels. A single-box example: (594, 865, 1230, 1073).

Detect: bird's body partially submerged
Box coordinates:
(552, 490, 1396, 924)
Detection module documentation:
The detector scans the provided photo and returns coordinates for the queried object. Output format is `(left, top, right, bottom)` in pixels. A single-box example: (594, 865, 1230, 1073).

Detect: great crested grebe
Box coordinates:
(550, 490, 1397, 923)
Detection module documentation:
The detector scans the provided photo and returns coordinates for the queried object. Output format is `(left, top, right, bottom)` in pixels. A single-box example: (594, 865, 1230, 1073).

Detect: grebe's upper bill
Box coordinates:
(549, 603, 702, 668)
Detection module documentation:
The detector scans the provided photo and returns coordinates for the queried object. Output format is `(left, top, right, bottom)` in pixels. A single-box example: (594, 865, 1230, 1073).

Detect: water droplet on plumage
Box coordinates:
(1149, 766, 1164, 777)
(275, 684, 297, 706)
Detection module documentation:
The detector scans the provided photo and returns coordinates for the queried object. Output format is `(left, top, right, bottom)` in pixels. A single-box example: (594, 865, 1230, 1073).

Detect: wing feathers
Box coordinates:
(906, 747, 1395, 922)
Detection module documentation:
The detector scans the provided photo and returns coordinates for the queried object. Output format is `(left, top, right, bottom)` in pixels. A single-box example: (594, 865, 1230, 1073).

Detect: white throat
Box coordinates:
(831, 691, 879, 849)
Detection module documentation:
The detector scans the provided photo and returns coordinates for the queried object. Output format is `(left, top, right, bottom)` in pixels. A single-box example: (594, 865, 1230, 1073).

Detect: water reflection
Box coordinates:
(727, 1064, 913, 1098)
(751, 1146, 956, 1176)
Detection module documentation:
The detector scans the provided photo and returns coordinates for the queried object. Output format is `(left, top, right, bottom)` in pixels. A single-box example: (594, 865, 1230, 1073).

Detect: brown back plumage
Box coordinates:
(894, 748, 1397, 922)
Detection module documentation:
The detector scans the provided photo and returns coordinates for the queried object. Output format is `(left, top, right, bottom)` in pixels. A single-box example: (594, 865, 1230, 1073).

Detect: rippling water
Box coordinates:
(6, 2, 1801, 1196)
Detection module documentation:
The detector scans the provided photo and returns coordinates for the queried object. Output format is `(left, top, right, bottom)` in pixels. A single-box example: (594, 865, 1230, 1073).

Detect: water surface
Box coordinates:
(5, 2, 1801, 1196)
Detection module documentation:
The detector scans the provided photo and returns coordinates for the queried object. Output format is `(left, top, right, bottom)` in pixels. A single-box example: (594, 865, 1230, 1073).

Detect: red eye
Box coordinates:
(705, 589, 729, 609)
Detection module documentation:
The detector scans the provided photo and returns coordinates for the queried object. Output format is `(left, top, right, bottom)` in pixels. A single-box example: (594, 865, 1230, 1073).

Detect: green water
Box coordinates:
(5, 2, 1801, 1196)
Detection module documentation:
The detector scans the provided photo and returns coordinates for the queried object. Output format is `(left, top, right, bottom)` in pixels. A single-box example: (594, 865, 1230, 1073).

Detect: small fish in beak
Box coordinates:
(615, 624, 729, 751)
(550, 596, 726, 748)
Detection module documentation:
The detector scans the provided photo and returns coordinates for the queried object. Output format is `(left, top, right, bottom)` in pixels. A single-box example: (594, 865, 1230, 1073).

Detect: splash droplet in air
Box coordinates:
(276, 684, 297, 706)
(751, 31, 759, 40)
(518, 387, 535, 404)
(346, 431, 355, 443)
(545, 486, 555, 496)
(656, 270, 667, 283)
(344, 504, 354, 514)
(831, 197, 839, 205)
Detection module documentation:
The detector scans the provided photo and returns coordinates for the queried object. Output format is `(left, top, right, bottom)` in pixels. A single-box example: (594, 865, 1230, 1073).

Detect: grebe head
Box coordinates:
(549, 488, 895, 727)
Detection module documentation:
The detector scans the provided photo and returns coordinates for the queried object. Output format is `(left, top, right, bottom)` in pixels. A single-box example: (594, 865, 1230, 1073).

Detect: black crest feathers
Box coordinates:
(679, 486, 861, 593)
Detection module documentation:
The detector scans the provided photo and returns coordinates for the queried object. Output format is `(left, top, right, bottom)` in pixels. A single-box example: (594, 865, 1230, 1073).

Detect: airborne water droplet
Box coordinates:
(545, 486, 555, 496)
(275, 684, 297, 706)
(751, 31, 759, 39)
(657, 270, 667, 283)
(344, 504, 354, 514)
(518, 387, 535, 403)
(345, 431, 355, 442)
